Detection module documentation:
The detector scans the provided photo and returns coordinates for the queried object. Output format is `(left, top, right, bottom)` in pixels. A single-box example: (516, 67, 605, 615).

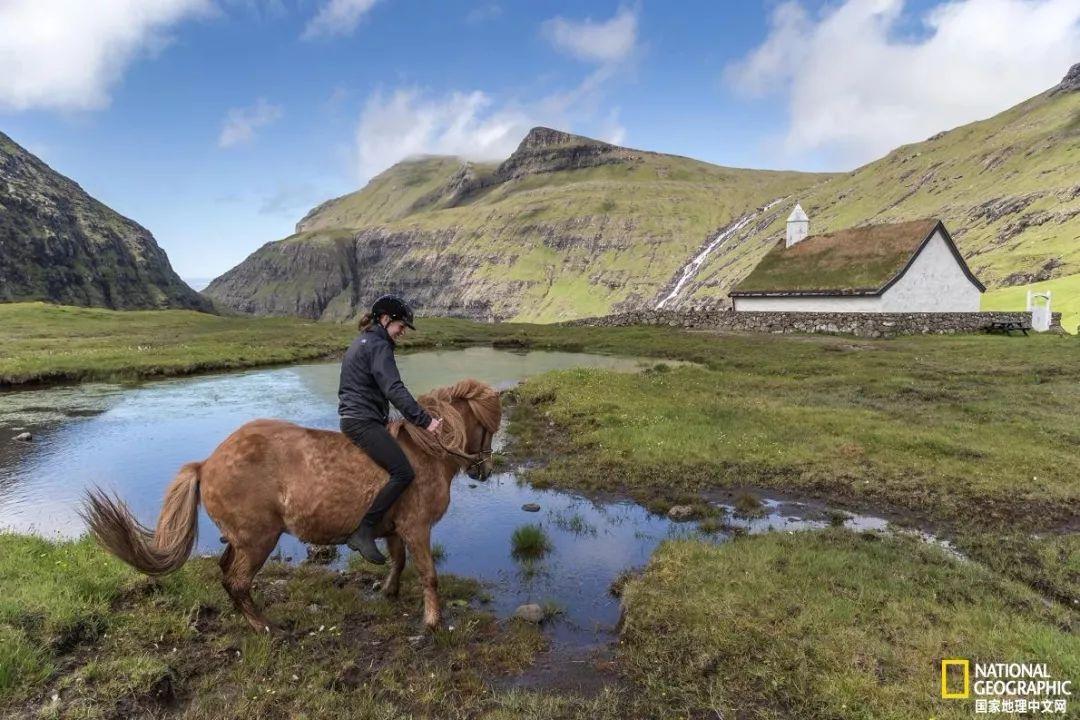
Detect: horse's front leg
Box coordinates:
(400, 526, 440, 630)
(381, 534, 406, 599)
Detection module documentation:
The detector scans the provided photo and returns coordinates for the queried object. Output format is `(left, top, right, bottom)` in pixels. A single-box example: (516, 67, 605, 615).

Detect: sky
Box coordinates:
(1, 0, 1078, 280)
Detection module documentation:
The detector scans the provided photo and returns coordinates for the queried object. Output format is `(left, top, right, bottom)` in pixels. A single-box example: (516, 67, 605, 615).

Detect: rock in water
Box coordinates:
(13, 432, 32, 442)
(521, 503, 541, 512)
(667, 505, 697, 521)
(514, 604, 544, 623)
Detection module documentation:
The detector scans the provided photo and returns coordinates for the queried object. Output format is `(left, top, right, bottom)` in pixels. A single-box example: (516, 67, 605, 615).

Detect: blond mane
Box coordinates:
(388, 378, 500, 460)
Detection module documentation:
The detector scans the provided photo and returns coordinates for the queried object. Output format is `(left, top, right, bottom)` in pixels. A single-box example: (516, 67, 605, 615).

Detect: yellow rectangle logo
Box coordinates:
(941, 659, 970, 699)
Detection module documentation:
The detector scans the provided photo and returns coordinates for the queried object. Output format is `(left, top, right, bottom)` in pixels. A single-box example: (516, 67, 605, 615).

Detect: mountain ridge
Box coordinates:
(206, 64, 1080, 323)
(0, 131, 210, 312)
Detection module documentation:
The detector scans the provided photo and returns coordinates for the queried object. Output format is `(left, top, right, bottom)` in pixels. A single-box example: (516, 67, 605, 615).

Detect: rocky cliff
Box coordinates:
(0, 131, 210, 311)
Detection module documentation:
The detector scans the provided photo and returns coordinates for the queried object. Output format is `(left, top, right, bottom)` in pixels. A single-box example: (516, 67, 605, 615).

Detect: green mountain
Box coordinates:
(0, 131, 209, 312)
(204, 128, 833, 322)
(207, 65, 1080, 324)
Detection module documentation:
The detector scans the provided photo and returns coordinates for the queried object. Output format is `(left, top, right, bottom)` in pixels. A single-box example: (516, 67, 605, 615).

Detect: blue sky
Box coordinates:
(2, 0, 1078, 280)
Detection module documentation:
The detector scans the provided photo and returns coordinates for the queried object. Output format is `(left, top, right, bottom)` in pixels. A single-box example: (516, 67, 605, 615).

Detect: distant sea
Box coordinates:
(184, 277, 213, 291)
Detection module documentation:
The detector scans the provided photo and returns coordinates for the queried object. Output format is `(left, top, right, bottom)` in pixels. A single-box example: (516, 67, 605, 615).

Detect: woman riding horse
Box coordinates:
(339, 294, 442, 564)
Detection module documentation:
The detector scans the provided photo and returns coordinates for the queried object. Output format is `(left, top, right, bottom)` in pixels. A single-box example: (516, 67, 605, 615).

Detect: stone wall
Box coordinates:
(563, 309, 1064, 338)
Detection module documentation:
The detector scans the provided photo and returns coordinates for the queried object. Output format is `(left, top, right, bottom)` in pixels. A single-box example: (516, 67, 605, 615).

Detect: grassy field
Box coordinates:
(0, 303, 359, 386)
(505, 328, 1080, 533)
(3, 529, 1075, 719)
(0, 533, 553, 719)
(4, 304, 1078, 715)
(619, 530, 1079, 719)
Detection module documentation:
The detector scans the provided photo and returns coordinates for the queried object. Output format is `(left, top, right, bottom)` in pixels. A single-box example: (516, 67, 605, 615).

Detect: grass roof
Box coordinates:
(732, 219, 941, 295)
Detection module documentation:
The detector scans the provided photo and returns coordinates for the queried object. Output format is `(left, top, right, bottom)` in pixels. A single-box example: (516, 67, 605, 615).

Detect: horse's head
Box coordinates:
(419, 379, 503, 481)
(435, 379, 501, 481)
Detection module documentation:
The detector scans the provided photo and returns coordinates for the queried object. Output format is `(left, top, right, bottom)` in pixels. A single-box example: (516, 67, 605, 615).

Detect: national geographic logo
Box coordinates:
(941, 659, 970, 699)
(941, 659, 1072, 715)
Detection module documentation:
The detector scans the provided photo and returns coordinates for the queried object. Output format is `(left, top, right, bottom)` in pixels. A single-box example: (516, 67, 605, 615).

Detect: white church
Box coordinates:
(730, 204, 985, 313)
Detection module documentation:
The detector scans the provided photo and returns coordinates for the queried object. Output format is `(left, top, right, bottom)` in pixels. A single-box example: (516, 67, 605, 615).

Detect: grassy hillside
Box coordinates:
(205, 129, 833, 322)
(982, 273, 1080, 333)
(688, 75, 1080, 305)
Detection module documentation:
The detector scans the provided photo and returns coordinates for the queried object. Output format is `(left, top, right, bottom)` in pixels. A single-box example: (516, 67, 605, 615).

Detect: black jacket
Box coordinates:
(338, 323, 432, 427)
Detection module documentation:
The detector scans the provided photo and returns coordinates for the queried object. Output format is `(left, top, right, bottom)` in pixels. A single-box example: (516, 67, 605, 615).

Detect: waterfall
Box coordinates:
(655, 197, 785, 310)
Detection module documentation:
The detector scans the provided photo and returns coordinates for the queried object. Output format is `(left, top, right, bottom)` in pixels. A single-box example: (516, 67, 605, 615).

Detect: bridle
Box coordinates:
(437, 424, 494, 473)
(464, 426, 494, 473)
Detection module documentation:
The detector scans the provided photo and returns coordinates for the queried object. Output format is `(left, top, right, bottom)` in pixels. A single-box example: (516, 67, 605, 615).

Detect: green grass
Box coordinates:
(506, 329, 1080, 534)
(0, 302, 358, 386)
(0, 533, 546, 718)
(618, 529, 1079, 719)
(982, 272, 1080, 333)
(952, 532, 1080, 607)
(510, 524, 553, 560)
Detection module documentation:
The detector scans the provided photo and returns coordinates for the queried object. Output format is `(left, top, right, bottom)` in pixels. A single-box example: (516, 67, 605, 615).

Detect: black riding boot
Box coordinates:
(346, 476, 410, 564)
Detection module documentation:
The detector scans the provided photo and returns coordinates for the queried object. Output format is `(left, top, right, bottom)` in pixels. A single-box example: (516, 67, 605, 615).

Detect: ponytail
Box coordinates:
(357, 312, 373, 331)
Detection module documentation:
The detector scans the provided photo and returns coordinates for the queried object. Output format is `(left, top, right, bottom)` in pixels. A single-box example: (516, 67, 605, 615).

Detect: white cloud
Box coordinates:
(355, 88, 531, 179)
(351, 5, 641, 181)
(0, 0, 212, 111)
(302, 0, 380, 40)
(218, 98, 283, 148)
(725, 0, 1080, 166)
(542, 5, 638, 64)
(466, 3, 502, 25)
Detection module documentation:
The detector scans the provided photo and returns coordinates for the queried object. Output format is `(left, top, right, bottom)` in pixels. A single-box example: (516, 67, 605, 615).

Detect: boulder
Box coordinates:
(667, 505, 696, 521)
(521, 503, 541, 512)
(514, 604, 545, 623)
(13, 432, 32, 442)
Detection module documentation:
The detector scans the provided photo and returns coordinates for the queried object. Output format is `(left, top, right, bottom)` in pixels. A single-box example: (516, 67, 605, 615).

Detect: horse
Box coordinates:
(80, 378, 501, 633)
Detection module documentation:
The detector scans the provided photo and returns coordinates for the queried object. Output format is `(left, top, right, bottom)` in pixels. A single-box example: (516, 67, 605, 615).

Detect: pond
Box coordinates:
(0, 346, 932, 662)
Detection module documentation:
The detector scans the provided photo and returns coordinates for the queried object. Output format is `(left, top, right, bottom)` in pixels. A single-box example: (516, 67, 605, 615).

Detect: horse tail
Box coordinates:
(81, 462, 202, 577)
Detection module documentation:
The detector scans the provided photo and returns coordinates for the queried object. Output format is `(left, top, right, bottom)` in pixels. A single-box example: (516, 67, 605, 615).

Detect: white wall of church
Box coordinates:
(878, 230, 981, 312)
(733, 294, 884, 312)
(733, 230, 981, 313)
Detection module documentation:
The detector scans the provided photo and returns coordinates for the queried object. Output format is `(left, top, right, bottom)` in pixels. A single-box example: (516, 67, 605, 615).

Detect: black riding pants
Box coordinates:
(340, 417, 416, 525)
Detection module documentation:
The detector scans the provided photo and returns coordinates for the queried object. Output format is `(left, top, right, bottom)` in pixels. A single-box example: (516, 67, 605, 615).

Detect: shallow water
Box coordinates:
(0, 347, 939, 652)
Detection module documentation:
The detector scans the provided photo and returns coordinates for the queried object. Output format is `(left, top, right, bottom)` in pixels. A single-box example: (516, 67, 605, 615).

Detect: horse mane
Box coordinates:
(388, 378, 500, 460)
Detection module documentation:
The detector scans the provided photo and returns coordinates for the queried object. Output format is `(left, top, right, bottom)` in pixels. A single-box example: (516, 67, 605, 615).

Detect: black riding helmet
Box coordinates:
(370, 294, 416, 330)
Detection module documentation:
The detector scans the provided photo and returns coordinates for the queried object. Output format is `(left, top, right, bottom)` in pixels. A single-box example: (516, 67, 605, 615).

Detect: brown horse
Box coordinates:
(81, 378, 500, 633)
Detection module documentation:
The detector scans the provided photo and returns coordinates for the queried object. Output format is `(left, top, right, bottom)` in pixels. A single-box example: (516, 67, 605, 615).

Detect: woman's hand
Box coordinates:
(426, 417, 442, 434)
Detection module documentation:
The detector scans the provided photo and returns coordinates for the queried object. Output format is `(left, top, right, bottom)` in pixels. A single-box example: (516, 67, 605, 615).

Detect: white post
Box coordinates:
(1030, 291, 1052, 332)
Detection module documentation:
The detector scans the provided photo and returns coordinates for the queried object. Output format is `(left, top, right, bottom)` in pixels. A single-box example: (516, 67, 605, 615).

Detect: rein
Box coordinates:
(436, 425, 493, 471)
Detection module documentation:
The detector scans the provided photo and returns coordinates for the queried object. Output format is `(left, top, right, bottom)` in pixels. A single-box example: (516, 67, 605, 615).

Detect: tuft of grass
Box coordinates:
(550, 510, 597, 536)
(430, 542, 447, 566)
(827, 510, 850, 527)
(510, 524, 553, 561)
(732, 492, 765, 518)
